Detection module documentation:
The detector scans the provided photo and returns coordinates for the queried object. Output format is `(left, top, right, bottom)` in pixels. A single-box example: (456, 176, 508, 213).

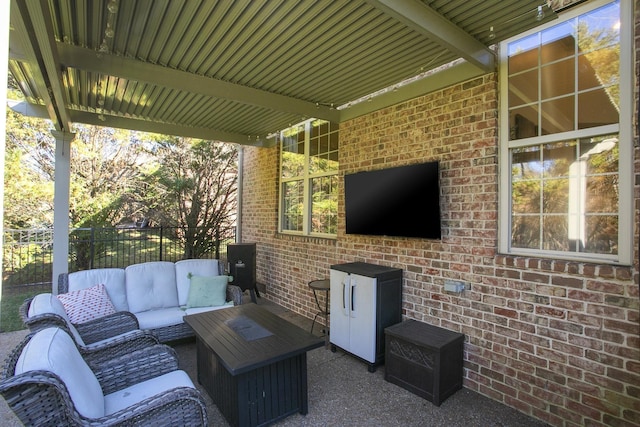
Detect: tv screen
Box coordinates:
(344, 161, 441, 239)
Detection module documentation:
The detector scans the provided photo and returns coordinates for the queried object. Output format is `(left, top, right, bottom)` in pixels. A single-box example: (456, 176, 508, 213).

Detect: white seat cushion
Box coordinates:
(28, 293, 85, 345)
(15, 328, 104, 419)
(174, 259, 220, 306)
(103, 370, 195, 415)
(125, 262, 178, 313)
(68, 268, 128, 312)
(134, 307, 185, 330)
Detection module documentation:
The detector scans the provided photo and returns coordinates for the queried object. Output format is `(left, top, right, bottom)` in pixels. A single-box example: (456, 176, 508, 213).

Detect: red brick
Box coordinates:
(242, 52, 640, 427)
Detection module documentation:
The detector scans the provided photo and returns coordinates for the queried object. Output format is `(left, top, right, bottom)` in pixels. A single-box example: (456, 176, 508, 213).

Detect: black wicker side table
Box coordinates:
(384, 319, 464, 406)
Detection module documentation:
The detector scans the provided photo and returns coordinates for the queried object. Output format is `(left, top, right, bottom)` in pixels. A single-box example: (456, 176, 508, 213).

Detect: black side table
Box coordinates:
(308, 279, 330, 344)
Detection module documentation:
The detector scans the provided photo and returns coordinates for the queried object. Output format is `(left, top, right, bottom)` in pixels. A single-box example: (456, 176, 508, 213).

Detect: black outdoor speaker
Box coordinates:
(227, 242, 258, 302)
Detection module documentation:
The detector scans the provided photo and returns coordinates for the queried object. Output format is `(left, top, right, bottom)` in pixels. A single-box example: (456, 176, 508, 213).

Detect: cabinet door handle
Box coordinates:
(342, 281, 348, 315)
(351, 283, 355, 314)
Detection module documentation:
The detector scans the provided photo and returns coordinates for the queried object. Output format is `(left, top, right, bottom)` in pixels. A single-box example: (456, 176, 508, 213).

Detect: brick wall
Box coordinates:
(240, 5, 640, 425)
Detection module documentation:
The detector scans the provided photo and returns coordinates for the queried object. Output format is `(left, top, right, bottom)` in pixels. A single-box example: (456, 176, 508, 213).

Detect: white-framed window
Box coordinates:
(498, 0, 632, 264)
(279, 119, 339, 237)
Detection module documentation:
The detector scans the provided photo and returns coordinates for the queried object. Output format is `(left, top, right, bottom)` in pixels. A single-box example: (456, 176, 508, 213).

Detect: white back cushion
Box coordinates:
(67, 268, 128, 311)
(28, 294, 85, 345)
(174, 259, 220, 306)
(125, 262, 178, 313)
(15, 328, 104, 419)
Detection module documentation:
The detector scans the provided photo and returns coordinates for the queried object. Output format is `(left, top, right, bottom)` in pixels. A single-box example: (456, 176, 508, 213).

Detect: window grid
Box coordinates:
(279, 119, 339, 237)
(499, 0, 631, 264)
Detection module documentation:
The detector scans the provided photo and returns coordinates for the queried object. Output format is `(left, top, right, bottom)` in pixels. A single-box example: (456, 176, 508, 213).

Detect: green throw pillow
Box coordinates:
(186, 275, 229, 308)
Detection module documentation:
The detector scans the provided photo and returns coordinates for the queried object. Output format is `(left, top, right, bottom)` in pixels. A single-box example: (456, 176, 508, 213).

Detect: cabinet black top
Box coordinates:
(385, 319, 464, 349)
(330, 262, 402, 278)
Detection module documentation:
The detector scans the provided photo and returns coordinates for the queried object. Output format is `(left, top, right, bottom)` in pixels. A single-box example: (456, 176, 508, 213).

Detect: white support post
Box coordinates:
(51, 130, 75, 292)
(236, 145, 243, 242)
(0, 0, 9, 314)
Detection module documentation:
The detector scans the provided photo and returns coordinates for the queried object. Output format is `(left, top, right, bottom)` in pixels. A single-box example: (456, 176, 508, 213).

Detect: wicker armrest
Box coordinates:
(18, 297, 33, 324)
(94, 344, 180, 394)
(57, 272, 70, 294)
(20, 297, 70, 335)
(82, 330, 160, 367)
(100, 385, 208, 426)
(0, 369, 82, 425)
(227, 284, 243, 306)
(74, 311, 140, 344)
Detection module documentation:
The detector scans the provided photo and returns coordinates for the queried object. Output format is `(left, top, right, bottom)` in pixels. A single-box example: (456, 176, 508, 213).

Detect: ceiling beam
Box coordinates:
(18, 0, 73, 132)
(8, 100, 274, 147)
(56, 43, 340, 124)
(366, 0, 495, 73)
(339, 61, 486, 122)
(10, 0, 73, 132)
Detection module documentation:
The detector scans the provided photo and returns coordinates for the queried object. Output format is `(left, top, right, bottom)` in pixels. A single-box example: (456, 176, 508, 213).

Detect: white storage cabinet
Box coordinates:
(329, 262, 402, 372)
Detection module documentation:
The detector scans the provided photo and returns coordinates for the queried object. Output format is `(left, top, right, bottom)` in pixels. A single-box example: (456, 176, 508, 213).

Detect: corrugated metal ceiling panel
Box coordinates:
(9, 0, 562, 144)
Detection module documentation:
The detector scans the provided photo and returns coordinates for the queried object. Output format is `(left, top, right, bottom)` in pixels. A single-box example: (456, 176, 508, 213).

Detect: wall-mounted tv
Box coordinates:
(344, 161, 441, 239)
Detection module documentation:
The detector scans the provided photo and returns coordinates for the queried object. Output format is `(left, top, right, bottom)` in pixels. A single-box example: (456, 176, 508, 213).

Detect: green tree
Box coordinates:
(69, 124, 149, 228)
(4, 96, 55, 229)
(142, 137, 237, 259)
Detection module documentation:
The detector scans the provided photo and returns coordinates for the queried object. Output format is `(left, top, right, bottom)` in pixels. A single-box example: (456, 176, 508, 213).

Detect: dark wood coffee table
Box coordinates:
(184, 304, 324, 427)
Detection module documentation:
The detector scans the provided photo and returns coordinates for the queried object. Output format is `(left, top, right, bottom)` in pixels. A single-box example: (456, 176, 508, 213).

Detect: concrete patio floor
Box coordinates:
(0, 295, 550, 426)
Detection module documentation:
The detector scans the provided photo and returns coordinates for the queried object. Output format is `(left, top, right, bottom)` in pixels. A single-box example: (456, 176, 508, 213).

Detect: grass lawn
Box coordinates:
(1, 291, 31, 332)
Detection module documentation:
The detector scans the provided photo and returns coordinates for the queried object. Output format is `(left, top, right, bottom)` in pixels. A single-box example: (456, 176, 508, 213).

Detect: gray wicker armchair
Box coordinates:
(0, 328, 208, 426)
(20, 294, 160, 366)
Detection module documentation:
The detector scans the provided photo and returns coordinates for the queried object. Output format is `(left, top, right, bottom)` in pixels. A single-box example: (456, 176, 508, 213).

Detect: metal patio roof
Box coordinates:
(8, 0, 560, 146)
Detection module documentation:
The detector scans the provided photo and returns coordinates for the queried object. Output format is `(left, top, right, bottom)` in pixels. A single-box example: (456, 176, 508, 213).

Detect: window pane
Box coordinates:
(543, 141, 576, 178)
(543, 215, 569, 251)
(281, 124, 305, 178)
(586, 176, 617, 213)
(512, 181, 540, 213)
(582, 135, 618, 214)
(509, 69, 538, 107)
(577, 2, 620, 53)
(508, 33, 539, 73)
(512, 146, 542, 214)
(281, 180, 304, 232)
(584, 215, 617, 254)
(543, 178, 569, 213)
(541, 22, 575, 64)
(541, 59, 574, 99)
(578, 89, 618, 129)
(511, 215, 540, 249)
(509, 106, 539, 140)
(541, 96, 574, 134)
(512, 146, 542, 179)
(578, 49, 619, 91)
(311, 175, 338, 234)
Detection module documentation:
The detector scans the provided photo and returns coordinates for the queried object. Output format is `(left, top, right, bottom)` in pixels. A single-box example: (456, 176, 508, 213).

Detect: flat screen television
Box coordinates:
(344, 161, 441, 239)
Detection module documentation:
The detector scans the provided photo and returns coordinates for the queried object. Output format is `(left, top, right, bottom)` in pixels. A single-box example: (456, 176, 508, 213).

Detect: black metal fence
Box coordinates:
(2, 226, 232, 290)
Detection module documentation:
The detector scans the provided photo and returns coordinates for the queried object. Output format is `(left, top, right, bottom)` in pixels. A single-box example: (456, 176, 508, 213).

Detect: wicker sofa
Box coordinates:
(56, 259, 243, 343)
(21, 292, 161, 366)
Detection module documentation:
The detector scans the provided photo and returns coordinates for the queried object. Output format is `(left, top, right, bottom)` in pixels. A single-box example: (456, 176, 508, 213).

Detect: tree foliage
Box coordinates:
(4, 98, 55, 228)
(140, 136, 238, 258)
(5, 87, 238, 261)
(69, 124, 149, 228)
